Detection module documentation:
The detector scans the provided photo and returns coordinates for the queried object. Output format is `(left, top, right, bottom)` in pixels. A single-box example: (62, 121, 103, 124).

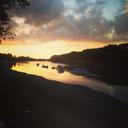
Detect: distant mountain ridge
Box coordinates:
(51, 43, 128, 62)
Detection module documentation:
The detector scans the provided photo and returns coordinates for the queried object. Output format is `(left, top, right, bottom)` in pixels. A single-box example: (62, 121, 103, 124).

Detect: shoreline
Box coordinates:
(1, 60, 128, 84)
(0, 69, 128, 128)
(11, 68, 128, 104)
(50, 60, 128, 85)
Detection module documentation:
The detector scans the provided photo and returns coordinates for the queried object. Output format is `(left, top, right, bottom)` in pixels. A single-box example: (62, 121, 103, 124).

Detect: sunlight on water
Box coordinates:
(11, 61, 112, 93)
(11, 61, 128, 104)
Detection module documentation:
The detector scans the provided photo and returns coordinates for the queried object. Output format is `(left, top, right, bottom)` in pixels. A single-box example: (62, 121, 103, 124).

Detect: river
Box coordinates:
(11, 61, 128, 104)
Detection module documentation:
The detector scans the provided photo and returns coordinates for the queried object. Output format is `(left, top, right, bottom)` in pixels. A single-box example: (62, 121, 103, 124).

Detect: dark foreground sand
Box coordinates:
(0, 69, 128, 128)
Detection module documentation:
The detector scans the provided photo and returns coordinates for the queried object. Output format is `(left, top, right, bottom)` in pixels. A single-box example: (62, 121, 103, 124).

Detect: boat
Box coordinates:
(42, 65, 49, 68)
(36, 63, 39, 66)
(56, 65, 65, 73)
(51, 67, 56, 69)
(70, 68, 90, 75)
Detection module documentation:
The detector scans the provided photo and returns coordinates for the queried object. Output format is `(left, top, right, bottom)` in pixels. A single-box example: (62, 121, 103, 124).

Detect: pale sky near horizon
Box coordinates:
(0, 0, 128, 58)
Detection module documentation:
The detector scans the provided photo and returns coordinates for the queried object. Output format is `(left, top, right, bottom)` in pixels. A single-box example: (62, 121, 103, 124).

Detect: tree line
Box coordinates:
(0, 53, 35, 61)
(51, 43, 128, 62)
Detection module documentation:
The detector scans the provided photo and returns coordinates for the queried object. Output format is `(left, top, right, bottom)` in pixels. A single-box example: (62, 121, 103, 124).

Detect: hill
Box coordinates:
(51, 43, 128, 62)
(50, 43, 128, 77)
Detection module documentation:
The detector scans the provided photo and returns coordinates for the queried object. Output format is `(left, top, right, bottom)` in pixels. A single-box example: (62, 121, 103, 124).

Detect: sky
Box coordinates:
(0, 0, 128, 58)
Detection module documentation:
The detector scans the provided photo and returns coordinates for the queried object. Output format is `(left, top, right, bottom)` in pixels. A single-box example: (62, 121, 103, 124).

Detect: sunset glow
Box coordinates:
(0, 0, 128, 127)
(0, 41, 106, 58)
(0, 0, 128, 58)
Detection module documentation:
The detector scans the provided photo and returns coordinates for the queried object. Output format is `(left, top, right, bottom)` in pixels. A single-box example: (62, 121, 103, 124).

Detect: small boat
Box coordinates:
(45, 66, 48, 68)
(51, 67, 56, 69)
(42, 65, 45, 68)
(36, 63, 39, 66)
(57, 65, 65, 69)
(70, 68, 90, 75)
(56, 65, 65, 73)
(42, 65, 49, 68)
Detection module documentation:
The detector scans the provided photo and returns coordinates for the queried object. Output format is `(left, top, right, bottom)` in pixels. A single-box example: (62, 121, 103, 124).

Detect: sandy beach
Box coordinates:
(0, 68, 127, 128)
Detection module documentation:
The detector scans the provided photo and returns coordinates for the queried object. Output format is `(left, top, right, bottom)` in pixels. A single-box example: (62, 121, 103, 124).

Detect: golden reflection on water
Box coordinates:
(11, 61, 112, 94)
(11, 61, 128, 104)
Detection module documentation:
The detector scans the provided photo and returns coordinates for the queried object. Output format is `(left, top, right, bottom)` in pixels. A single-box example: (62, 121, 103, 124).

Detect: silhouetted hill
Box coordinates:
(50, 44, 128, 77)
(51, 43, 128, 62)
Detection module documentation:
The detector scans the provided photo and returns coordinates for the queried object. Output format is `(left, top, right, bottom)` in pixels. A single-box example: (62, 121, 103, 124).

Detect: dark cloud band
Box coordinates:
(10, 0, 128, 43)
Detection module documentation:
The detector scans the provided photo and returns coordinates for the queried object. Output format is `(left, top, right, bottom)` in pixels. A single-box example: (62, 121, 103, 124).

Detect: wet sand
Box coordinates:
(0, 69, 128, 128)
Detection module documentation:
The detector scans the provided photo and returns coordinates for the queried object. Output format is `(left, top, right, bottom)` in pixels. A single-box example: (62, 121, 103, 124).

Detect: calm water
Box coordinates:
(11, 61, 128, 104)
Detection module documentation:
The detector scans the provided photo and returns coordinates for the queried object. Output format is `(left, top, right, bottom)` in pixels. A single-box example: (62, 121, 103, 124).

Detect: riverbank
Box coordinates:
(50, 44, 128, 78)
(51, 60, 128, 85)
(0, 69, 128, 128)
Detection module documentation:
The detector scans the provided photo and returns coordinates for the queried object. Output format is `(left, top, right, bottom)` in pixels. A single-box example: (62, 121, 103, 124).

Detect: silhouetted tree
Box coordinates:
(0, 0, 30, 41)
(51, 43, 128, 62)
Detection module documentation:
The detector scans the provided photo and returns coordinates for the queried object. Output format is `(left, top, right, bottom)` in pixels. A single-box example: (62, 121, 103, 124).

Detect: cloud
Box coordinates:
(115, 14, 128, 35)
(12, 0, 64, 26)
(113, 13, 128, 41)
(39, 0, 112, 42)
(8, 0, 128, 44)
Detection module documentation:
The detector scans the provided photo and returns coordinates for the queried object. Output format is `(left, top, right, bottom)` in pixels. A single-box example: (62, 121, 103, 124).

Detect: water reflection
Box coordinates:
(11, 61, 128, 104)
